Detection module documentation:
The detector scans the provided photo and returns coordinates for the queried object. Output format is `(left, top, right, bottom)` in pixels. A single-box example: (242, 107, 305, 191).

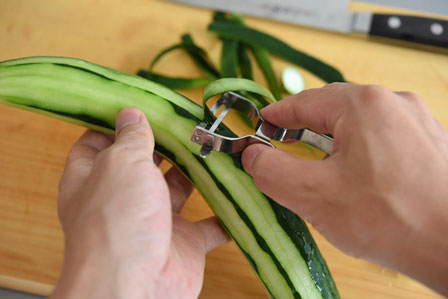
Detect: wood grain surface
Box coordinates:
(0, 0, 447, 298)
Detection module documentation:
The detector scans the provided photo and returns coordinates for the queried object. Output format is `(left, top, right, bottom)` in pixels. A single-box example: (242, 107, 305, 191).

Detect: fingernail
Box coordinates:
(116, 107, 142, 133)
(242, 146, 260, 174)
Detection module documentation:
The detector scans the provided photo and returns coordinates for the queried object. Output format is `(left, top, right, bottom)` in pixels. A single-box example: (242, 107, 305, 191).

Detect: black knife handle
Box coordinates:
(369, 14, 448, 48)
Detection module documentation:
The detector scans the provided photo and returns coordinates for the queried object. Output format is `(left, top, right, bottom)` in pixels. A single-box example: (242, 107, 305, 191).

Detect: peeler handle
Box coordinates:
(257, 122, 333, 154)
(299, 129, 333, 155)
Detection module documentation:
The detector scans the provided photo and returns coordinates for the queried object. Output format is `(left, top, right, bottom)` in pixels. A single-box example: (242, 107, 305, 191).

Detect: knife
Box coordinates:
(167, 0, 448, 48)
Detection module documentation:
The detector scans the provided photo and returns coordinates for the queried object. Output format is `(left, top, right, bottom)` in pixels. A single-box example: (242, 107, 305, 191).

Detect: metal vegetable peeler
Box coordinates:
(191, 92, 333, 158)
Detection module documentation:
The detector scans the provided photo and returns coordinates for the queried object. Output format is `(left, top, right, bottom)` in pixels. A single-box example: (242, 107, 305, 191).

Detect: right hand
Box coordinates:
(242, 83, 448, 295)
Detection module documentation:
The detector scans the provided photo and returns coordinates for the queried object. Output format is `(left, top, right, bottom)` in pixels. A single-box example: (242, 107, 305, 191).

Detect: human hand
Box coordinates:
(51, 108, 229, 299)
(242, 83, 448, 295)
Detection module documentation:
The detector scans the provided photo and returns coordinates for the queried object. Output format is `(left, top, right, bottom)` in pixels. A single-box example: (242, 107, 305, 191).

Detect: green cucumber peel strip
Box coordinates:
(149, 44, 185, 71)
(202, 78, 276, 124)
(237, 43, 253, 80)
(215, 13, 274, 108)
(240, 91, 271, 109)
(138, 70, 212, 89)
(208, 21, 346, 83)
(181, 33, 221, 79)
(142, 33, 219, 89)
(146, 33, 220, 80)
(204, 78, 275, 103)
(249, 45, 282, 101)
(229, 13, 282, 101)
(0, 56, 339, 299)
(202, 78, 275, 126)
(220, 38, 239, 78)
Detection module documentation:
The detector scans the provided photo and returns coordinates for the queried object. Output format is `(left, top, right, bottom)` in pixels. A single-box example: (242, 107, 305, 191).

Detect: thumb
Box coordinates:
(114, 107, 155, 157)
(242, 144, 332, 215)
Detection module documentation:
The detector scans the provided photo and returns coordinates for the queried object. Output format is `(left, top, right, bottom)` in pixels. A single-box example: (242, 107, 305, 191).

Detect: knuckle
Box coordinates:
(57, 175, 76, 217)
(251, 167, 275, 194)
(359, 85, 389, 101)
(250, 149, 272, 181)
(97, 146, 116, 162)
(398, 91, 423, 105)
(99, 143, 153, 170)
(64, 148, 79, 168)
(356, 85, 393, 110)
(117, 123, 154, 151)
(296, 87, 315, 97)
(323, 82, 346, 90)
(58, 174, 69, 194)
(98, 146, 124, 165)
(119, 123, 149, 139)
(398, 91, 418, 100)
(64, 144, 97, 172)
(300, 174, 319, 194)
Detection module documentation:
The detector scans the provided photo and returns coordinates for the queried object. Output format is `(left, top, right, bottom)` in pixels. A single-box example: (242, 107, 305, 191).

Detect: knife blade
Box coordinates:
(167, 0, 448, 48)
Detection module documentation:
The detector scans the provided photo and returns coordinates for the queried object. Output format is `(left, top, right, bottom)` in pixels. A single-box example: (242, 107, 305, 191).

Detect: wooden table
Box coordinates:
(0, 0, 447, 298)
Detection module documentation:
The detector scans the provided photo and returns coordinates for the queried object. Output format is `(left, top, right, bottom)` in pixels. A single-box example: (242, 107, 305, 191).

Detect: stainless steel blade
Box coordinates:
(168, 0, 355, 32)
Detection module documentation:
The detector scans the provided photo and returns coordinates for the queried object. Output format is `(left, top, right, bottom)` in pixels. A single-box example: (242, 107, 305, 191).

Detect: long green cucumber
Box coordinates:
(0, 56, 339, 299)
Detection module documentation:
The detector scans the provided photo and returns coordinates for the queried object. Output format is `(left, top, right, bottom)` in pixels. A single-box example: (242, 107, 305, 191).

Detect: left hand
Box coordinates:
(51, 108, 229, 299)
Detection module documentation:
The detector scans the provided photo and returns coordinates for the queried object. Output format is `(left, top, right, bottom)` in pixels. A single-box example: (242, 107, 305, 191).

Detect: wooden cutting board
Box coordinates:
(0, 0, 447, 298)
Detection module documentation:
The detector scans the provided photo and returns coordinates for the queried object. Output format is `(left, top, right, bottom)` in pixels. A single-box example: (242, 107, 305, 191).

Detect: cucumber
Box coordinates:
(0, 56, 339, 299)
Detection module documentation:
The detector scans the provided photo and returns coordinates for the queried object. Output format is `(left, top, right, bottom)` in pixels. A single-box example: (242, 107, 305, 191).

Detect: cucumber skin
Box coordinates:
(0, 57, 339, 299)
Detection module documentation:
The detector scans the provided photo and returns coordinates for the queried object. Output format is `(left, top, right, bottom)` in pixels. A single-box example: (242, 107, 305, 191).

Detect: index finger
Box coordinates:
(165, 166, 194, 213)
(59, 130, 114, 214)
(64, 129, 114, 175)
(261, 82, 356, 134)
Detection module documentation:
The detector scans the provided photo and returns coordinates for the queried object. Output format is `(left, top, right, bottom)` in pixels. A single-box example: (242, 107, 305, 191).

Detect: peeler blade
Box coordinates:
(191, 92, 334, 157)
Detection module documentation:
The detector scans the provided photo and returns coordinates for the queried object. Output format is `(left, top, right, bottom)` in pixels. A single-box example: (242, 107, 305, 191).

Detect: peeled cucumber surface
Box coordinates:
(0, 57, 339, 299)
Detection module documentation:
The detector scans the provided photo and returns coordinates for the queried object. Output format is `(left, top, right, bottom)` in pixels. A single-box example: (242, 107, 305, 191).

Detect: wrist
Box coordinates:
(51, 244, 155, 299)
(372, 201, 448, 296)
(395, 218, 448, 295)
(51, 220, 157, 299)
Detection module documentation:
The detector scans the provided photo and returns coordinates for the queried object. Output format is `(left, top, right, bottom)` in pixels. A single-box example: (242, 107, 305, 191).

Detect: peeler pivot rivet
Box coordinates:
(193, 136, 200, 142)
(196, 130, 202, 135)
